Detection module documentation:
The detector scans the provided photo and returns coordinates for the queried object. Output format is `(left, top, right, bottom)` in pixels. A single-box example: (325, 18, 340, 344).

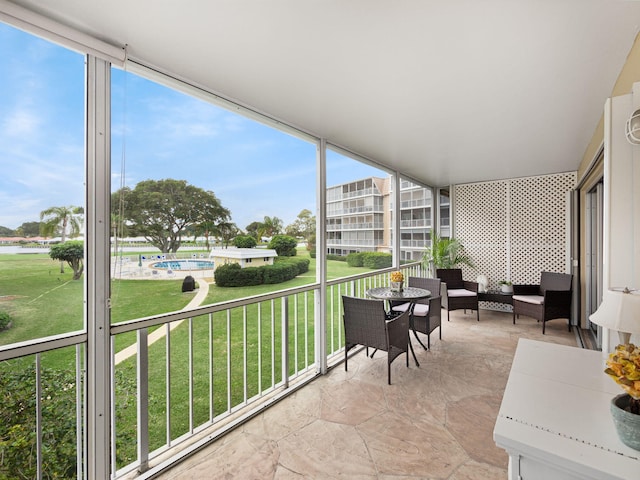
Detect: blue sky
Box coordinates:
(0, 23, 387, 232)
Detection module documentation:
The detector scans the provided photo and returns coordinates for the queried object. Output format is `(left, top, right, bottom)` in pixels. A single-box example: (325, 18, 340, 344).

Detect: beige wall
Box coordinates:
(579, 32, 640, 180)
(576, 31, 640, 333)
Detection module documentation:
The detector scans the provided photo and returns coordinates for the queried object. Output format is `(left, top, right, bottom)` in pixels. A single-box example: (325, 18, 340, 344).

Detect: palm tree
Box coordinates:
(259, 215, 283, 240)
(422, 229, 474, 276)
(40, 206, 83, 273)
(211, 221, 239, 248)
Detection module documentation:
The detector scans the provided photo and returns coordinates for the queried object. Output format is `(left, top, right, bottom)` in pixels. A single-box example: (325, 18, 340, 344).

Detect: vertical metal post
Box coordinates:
(165, 323, 171, 445)
(137, 329, 149, 472)
(76, 345, 84, 480)
(35, 354, 42, 480)
(393, 172, 401, 269)
(85, 55, 112, 480)
(315, 139, 328, 374)
(282, 296, 289, 388)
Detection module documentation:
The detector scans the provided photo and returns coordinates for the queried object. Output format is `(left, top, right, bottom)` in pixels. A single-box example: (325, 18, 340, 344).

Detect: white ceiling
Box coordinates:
(9, 0, 640, 187)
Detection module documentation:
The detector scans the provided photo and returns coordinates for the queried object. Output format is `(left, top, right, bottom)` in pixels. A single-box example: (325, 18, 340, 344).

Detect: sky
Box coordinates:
(0, 23, 388, 232)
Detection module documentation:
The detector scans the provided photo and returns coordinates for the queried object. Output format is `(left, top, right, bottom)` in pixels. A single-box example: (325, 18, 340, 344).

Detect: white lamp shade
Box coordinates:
(589, 288, 640, 334)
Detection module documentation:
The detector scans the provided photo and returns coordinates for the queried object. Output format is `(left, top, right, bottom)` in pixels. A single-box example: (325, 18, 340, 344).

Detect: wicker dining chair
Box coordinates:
(342, 295, 410, 385)
(436, 268, 479, 321)
(512, 271, 573, 334)
(390, 277, 442, 350)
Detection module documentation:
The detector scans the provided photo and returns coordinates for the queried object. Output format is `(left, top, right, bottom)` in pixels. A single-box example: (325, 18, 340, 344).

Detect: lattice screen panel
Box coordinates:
(509, 173, 576, 284)
(455, 181, 508, 291)
(454, 172, 576, 310)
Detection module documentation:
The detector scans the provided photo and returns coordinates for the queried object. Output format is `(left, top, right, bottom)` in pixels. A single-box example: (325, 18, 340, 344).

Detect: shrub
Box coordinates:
(214, 257, 308, 286)
(262, 262, 297, 284)
(233, 235, 257, 248)
(346, 252, 364, 267)
(214, 263, 262, 287)
(327, 254, 346, 262)
(276, 257, 309, 275)
(0, 311, 11, 330)
(268, 235, 298, 257)
(361, 252, 393, 269)
(0, 364, 137, 478)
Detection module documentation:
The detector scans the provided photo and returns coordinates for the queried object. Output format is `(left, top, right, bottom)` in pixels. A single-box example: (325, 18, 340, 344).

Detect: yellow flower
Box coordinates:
(605, 343, 640, 399)
(390, 271, 404, 282)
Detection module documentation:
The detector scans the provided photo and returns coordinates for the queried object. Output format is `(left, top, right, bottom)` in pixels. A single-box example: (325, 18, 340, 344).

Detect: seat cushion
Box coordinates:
(391, 303, 430, 316)
(391, 302, 410, 313)
(512, 294, 544, 305)
(448, 288, 477, 297)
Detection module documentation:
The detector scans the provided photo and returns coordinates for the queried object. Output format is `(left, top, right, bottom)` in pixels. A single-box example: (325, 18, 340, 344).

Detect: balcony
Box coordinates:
(150, 307, 578, 478)
(400, 218, 431, 229)
(326, 239, 380, 247)
(326, 222, 385, 231)
(5, 264, 451, 479)
(0, 261, 581, 479)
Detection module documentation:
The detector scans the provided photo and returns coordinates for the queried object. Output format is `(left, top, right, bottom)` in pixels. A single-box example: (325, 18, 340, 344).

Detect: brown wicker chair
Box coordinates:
(436, 268, 479, 322)
(342, 295, 410, 384)
(390, 277, 442, 350)
(512, 271, 573, 334)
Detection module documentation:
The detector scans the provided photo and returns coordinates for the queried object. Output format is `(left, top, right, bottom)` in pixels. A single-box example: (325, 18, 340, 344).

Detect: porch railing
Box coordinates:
(0, 262, 423, 479)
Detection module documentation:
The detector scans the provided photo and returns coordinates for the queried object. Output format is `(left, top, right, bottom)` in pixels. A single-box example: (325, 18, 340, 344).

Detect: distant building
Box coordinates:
(326, 177, 390, 257)
(326, 177, 450, 263)
(209, 247, 278, 271)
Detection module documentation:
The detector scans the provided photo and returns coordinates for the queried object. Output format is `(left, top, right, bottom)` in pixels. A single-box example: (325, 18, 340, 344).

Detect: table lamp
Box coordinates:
(589, 287, 640, 344)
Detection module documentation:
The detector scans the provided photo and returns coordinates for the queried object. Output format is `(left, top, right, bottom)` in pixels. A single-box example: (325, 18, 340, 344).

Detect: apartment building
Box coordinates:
(326, 177, 451, 262)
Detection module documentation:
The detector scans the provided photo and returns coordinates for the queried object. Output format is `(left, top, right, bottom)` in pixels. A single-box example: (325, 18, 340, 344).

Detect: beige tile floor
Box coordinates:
(157, 308, 579, 479)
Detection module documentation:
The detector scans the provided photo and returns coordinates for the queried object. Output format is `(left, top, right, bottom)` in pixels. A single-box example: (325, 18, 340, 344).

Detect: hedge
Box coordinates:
(346, 251, 392, 268)
(346, 252, 363, 267)
(361, 252, 392, 269)
(214, 257, 309, 287)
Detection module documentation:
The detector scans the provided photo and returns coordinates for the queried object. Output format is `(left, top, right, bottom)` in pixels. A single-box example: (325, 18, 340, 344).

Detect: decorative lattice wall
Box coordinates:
(454, 172, 576, 310)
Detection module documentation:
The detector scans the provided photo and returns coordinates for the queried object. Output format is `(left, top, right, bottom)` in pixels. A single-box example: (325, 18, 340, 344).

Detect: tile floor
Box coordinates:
(157, 308, 579, 479)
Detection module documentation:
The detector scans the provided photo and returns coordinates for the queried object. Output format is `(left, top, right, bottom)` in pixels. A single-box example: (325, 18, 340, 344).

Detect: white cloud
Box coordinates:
(2, 106, 41, 137)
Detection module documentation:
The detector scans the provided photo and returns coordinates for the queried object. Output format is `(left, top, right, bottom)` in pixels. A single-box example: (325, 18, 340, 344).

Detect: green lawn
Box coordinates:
(0, 249, 380, 469)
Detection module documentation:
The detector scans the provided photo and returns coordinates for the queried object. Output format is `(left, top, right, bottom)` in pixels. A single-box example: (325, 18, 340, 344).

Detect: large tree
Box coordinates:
(245, 221, 262, 240)
(285, 209, 315, 244)
(17, 221, 41, 237)
(112, 179, 229, 253)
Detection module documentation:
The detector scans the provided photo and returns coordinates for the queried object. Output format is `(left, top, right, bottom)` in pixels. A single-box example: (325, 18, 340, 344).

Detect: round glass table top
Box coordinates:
(366, 286, 431, 301)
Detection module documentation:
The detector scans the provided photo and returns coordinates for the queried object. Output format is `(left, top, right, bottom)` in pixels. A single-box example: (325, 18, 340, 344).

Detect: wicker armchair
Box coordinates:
(512, 271, 573, 334)
(342, 295, 410, 385)
(390, 277, 442, 350)
(436, 268, 479, 322)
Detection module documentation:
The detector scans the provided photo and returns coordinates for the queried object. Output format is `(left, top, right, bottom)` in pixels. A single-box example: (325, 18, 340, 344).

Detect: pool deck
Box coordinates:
(111, 257, 214, 280)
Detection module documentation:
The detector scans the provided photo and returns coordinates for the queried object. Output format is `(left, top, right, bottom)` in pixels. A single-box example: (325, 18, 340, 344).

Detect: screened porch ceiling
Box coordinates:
(9, 0, 640, 187)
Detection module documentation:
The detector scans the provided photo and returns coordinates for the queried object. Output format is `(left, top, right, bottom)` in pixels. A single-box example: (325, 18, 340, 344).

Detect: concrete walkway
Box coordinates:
(114, 279, 210, 365)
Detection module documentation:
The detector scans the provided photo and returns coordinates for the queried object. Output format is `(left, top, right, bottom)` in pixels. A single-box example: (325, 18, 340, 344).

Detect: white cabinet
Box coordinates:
(494, 339, 640, 479)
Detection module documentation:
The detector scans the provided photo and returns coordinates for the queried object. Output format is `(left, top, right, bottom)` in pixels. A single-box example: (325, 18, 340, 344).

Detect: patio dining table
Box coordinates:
(366, 286, 431, 367)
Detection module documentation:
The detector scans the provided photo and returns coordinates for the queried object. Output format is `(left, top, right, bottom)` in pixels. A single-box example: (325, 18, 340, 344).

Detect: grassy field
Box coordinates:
(0, 249, 378, 468)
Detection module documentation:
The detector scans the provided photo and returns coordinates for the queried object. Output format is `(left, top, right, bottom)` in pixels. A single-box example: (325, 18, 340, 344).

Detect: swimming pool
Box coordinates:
(151, 260, 214, 270)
